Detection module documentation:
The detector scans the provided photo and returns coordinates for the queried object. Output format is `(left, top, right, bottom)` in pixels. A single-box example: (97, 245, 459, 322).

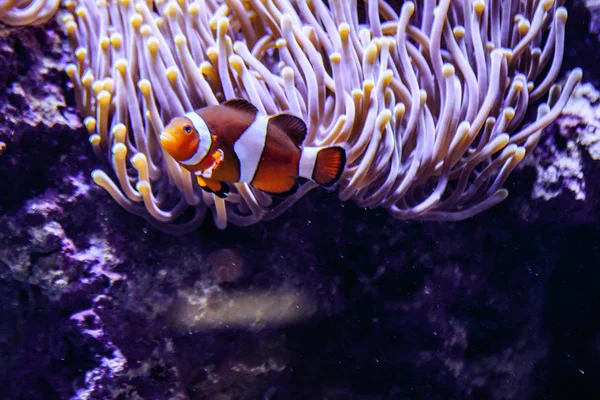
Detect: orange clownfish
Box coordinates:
(160, 99, 346, 198)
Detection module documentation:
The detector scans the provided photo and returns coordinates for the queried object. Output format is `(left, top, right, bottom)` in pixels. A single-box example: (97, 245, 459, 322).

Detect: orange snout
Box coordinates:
(160, 131, 177, 154)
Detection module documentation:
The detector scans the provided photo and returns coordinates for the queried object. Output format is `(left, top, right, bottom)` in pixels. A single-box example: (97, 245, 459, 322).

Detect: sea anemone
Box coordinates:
(60, 0, 581, 232)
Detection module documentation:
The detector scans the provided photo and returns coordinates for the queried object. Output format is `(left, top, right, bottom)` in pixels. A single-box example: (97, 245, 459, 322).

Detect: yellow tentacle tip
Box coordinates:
(514, 147, 527, 162)
(365, 43, 378, 64)
(518, 20, 531, 36)
(442, 64, 455, 77)
(139, 24, 152, 36)
(99, 36, 110, 51)
(556, 7, 568, 22)
(136, 180, 151, 195)
(495, 133, 510, 149)
(129, 13, 144, 30)
(115, 59, 128, 75)
(112, 124, 127, 142)
(164, 2, 177, 17)
(281, 66, 295, 81)
(92, 81, 103, 95)
(200, 62, 214, 76)
(64, 0, 76, 11)
(175, 34, 187, 46)
(217, 17, 229, 32)
(381, 70, 394, 87)
(131, 153, 148, 170)
(453, 26, 465, 39)
(97, 90, 112, 106)
(89, 134, 101, 147)
(75, 47, 87, 61)
(91, 170, 108, 189)
(512, 79, 524, 92)
(81, 73, 94, 87)
(112, 143, 128, 160)
(138, 79, 152, 96)
(147, 37, 159, 54)
(166, 66, 179, 83)
(103, 78, 114, 92)
(65, 21, 77, 36)
(377, 110, 393, 130)
(339, 23, 350, 41)
(473, 0, 485, 14)
(110, 33, 123, 49)
(394, 103, 406, 119)
(83, 117, 96, 134)
(503, 107, 516, 120)
(134, 2, 144, 13)
(206, 46, 219, 64)
(75, 6, 87, 18)
(229, 55, 244, 73)
(65, 64, 77, 79)
(542, 0, 555, 11)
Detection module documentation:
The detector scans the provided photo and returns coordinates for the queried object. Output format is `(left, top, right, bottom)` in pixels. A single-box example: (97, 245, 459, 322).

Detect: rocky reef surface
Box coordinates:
(2, 2, 600, 399)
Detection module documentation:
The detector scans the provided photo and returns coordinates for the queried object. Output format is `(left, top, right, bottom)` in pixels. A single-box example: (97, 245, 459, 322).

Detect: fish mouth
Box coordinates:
(160, 131, 177, 151)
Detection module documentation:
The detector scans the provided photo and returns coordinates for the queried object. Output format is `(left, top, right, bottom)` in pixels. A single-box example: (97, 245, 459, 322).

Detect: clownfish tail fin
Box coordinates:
(301, 145, 346, 187)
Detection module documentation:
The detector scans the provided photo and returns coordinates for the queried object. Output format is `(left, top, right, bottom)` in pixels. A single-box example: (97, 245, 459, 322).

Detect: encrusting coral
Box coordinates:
(33, 0, 586, 231)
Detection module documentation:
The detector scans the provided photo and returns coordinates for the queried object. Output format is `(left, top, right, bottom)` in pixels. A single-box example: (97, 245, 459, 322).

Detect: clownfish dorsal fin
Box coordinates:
(222, 98, 259, 114)
(269, 113, 307, 147)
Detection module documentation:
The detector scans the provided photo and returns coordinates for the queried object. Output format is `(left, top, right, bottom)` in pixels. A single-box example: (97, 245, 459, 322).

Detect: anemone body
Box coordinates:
(61, 0, 581, 232)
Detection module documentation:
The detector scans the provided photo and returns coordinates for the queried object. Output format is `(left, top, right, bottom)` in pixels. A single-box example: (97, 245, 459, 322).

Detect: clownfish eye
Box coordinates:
(183, 125, 193, 134)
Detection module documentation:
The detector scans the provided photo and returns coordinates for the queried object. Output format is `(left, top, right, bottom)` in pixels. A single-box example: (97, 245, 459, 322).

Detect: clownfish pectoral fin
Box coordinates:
(222, 98, 259, 114)
(196, 176, 230, 198)
(252, 176, 298, 196)
(200, 149, 225, 179)
(269, 113, 307, 146)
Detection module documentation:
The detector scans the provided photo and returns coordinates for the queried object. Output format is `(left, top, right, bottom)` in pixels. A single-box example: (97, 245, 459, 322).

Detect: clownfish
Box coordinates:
(160, 99, 346, 198)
